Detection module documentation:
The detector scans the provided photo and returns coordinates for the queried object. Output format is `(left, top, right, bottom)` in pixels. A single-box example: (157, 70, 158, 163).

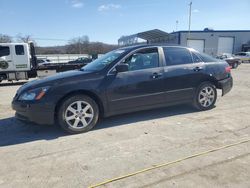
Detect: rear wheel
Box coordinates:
(57, 95, 99, 134)
(193, 82, 217, 111)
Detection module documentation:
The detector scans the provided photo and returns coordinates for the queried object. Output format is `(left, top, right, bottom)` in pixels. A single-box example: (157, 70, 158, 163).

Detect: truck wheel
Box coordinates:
(57, 94, 99, 134)
(193, 82, 217, 111)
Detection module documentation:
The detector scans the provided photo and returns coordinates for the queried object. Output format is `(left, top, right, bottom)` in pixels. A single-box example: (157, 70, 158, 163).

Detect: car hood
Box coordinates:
(17, 70, 94, 94)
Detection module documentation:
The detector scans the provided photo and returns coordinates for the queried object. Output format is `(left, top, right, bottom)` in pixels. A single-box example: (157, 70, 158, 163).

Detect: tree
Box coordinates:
(66, 35, 118, 54)
(16, 34, 36, 45)
(0, 34, 12, 43)
(66, 35, 90, 54)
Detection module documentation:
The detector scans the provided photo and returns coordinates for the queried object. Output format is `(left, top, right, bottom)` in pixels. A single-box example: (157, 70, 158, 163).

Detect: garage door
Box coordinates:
(217, 37, 234, 55)
(187, 39, 204, 53)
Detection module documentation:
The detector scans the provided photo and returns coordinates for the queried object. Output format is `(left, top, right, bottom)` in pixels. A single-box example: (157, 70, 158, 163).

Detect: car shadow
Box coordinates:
(95, 104, 196, 130)
(0, 104, 196, 147)
(0, 117, 67, 147)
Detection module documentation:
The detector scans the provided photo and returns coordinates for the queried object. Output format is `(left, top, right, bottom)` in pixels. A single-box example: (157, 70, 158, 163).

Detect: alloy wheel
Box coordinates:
(65, 101, 94, 129)
(198, 86, 215, 108)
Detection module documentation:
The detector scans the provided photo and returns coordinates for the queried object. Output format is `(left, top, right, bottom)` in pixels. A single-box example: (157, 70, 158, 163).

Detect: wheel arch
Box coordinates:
(200, 76, 219, 89)
(54, 90, 105, 120)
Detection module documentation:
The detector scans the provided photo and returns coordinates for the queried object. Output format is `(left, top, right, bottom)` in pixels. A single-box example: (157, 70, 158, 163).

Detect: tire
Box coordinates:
(193, 82, 217, 111)
(57, 94, 99, 134)
(233, 63, 238, 69)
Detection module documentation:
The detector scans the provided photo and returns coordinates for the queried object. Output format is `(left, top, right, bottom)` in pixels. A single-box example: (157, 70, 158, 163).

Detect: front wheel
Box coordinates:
(57, 95, 99, 134)
(193, 82, 217, 111)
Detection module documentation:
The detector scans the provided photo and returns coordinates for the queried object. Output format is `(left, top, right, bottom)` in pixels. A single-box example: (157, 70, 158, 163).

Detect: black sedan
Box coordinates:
(12, 45, 233, 134)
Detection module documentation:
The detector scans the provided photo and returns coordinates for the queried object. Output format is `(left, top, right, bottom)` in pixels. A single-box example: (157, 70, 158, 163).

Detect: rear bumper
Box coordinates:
(12, 101, 55, 125)
(218, 76, 233, 96)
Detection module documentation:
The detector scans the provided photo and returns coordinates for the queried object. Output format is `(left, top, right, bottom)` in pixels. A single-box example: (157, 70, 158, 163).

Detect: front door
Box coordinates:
(106, 47, 165, 112)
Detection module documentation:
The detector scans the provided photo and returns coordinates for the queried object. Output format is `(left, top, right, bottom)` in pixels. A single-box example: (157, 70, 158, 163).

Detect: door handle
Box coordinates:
(151, 72, 163, 79)
(193, 66, 203, 71)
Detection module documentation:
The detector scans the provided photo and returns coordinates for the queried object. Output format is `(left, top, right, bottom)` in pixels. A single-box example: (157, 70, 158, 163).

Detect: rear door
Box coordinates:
(162, 47, 206, 103)
(106, 47, 165, 112)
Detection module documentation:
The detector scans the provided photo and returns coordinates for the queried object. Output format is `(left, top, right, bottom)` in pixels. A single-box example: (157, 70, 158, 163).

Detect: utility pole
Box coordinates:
(176, 20, 179, 31)
(188, 1, 192, 39)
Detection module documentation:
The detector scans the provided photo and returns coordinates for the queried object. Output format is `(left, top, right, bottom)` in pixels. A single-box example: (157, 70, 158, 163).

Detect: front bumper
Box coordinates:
(218, 76, 233, 96)
(12, 100, 55, 125)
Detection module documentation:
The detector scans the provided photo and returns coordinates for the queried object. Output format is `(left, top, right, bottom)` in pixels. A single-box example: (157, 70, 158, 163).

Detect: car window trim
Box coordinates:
(189, 49, 204, 64)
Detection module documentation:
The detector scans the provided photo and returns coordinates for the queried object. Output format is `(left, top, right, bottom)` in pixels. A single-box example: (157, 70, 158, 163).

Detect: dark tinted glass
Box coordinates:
(123, 48, 159, 71)
(191, 52, 202, 63)
(199, 52, 218, 62)
(0, 46, 10, 57)
(163, 47, 193, 66)
(15, 45, 25, 55)
(235, 53, 245, 56)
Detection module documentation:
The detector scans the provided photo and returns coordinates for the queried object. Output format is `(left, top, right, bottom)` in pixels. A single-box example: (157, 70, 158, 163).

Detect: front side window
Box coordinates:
(15, 45, 25, 55)
(163, 47, 193, 66)
(0, 46, 10, 57)
(121, 48, 159, 71)
(82, 49, 126, 71)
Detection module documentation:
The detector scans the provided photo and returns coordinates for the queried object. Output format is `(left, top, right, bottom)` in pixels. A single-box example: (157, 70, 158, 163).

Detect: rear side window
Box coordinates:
(163, 47, 193, 66)
(0, 46, 10, 57)
(199, 52, 218, 62)
(15, 45, 25, 55)
(191, 52, 202, 63)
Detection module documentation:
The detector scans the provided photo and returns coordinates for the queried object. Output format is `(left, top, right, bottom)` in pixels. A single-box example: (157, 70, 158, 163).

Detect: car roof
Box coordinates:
(118, 44, 185, 51)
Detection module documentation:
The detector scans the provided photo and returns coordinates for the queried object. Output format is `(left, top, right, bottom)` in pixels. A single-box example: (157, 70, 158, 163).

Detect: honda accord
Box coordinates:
(12, 45, 233, 133)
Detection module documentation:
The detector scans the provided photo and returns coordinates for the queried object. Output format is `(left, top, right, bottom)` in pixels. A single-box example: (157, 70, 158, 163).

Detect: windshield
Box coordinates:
(82, 49, 126, 71)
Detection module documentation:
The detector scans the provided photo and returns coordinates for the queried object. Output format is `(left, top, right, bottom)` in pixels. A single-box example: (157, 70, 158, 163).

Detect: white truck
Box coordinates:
(0, 42, 90, 82)
(0, 43, 38, 82)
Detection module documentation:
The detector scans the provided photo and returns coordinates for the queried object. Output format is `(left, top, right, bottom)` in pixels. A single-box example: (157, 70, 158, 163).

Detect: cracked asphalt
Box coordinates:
(0, 64, 250, 188)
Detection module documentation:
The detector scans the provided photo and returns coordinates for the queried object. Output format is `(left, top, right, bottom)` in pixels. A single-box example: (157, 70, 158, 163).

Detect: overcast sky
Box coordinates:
(1, 0, 249, 46)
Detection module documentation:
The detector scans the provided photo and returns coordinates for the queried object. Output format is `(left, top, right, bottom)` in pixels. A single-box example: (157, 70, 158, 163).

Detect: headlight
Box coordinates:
(19, 86, 50, 101)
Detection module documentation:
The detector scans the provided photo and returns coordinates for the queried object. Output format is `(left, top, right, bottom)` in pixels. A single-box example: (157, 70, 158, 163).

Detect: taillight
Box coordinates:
(225, 66, 231, 73)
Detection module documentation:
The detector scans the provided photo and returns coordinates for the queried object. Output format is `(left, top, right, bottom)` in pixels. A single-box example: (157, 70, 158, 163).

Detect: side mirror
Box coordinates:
(116, 64, 129, 73)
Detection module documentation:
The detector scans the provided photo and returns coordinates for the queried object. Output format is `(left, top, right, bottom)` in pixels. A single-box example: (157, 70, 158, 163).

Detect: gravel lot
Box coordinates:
(0, 64, 250, 188)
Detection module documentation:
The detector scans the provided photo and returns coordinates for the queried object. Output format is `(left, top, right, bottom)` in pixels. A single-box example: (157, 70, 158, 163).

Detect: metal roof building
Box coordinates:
(118, 29, 250, 55)
(118, 29, 176, 46)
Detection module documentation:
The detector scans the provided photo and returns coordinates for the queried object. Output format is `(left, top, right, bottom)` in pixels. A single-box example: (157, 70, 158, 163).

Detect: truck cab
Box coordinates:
(0, 43, 36, 82)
